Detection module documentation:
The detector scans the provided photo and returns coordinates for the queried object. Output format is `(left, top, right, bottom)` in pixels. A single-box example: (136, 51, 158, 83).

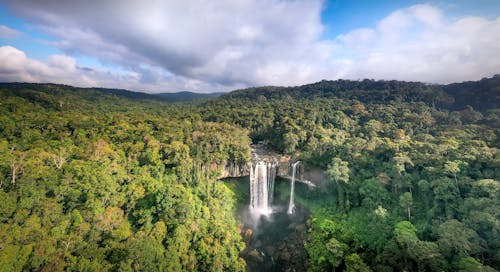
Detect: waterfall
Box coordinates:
(287, 161, 300, 215)
(250, 160, 277, 215)
(267, 162, 277, 204)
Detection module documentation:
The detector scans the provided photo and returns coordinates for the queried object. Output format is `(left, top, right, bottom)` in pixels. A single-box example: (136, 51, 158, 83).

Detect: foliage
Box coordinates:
(0, 75, 499, 271)
(0, 84, 249, 271)
(197, 76, 499, 271)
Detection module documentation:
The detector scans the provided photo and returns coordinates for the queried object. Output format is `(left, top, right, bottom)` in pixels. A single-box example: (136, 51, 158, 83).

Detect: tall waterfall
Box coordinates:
(250, 160, 277, 215)
(287, 161, 300, 215)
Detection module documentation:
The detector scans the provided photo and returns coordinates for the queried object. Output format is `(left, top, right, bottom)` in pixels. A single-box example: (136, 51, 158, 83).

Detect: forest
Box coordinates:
(0, 75, 499, 271)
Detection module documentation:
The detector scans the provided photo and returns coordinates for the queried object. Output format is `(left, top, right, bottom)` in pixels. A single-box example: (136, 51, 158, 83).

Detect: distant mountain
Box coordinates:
(91, 87, 160, 100)
(2, 75, 498, 109)
(90, 87, 223, 102)
(0, 83, 224, 103)
(154, 91, 223, 102)
(0, 82, 159, 100)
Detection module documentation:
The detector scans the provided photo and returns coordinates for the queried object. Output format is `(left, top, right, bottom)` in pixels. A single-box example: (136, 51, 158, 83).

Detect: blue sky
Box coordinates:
(0, 6, 108, 69)
(0, 0, 499, 93)
(0, 7, 57, 58)
(321, 0, 500, 37)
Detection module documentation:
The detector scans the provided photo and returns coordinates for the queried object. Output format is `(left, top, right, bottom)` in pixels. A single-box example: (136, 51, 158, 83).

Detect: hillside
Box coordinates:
(0, 83, 222, 105)
(222, 76, 500, 112)
(3, 76, 498, 109)
(155, 91, 223, 102)
(443, 75, 500, 111)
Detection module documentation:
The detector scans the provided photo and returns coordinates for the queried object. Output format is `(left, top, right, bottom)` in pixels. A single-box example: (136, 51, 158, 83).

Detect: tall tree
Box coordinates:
(326, 157, 350, 208)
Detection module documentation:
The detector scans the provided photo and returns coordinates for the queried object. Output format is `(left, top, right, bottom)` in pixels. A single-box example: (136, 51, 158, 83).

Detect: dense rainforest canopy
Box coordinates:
(0, 76, 498, 271)
(0, 83, 251, 271)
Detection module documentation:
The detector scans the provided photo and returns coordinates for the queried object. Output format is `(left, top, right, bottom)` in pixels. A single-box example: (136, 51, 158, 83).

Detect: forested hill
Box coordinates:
(0, 82, 222, 104)
(0, 83, 158, 103)
(443, 75, 500, 111)
(2, 76, 499, 109)
(155, 91, 223, 102)
(220, 76, 500, 112)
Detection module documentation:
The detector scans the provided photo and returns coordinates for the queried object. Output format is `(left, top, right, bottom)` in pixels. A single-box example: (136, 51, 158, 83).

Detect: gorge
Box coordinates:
(227, 144, 313, 271)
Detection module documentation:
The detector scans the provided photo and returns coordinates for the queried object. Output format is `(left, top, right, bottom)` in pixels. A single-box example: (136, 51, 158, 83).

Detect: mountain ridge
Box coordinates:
(1, 75, 499, 110)
(0, 82, 223, 103)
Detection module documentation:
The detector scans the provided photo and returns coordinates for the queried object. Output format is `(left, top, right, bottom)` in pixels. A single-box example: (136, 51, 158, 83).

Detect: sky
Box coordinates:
(0, 0, 499, 93)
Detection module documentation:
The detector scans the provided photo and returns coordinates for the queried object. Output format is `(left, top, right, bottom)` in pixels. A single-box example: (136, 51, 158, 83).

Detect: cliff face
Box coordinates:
(218, 158, 324, 185)
(217, 143, 324, 184)
(217, 143, 292, 178)
(219, 161, 251, 178)
(217, 158, 291, 178)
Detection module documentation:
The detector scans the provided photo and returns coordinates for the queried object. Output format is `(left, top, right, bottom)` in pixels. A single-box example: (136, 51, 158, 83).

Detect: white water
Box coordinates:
(287, 161, 300, 215)
(267, 161, 277, 205)
(250, 161, 277, 215)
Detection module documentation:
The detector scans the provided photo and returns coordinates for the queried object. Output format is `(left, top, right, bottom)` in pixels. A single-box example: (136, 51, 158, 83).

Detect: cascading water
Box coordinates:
(250, 160, 277, 215)
(267, 161, 277, 205)
(287, 161, 300, 215)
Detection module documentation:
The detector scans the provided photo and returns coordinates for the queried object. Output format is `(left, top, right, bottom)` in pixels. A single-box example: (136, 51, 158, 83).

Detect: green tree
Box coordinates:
(399, 192, 413, 221)
(387, 221, 444, 271)
(326, 157, 350, 209)
(326, 237, 348, 268)
(437, 219, 482, 260)
(345, 253, 371, 272)
(458, 257, 496, 272)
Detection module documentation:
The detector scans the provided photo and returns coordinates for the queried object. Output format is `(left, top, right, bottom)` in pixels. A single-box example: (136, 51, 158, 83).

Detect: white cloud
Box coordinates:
(337, 5, 500, 83)
(3, 0, 326, 89)
(0, 45, 233, 93)
(0, 1, 499, 92)
(0, 25, 21, 38)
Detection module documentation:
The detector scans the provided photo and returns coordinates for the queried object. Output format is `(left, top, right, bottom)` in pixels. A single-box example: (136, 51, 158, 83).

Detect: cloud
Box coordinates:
(0, 25, 21, 38)
(0, 45, 126, 86)
(1, 1, 499, 92)
(0, 45, 230, 93)
(2, 0, 326, 90)
(337, 4, 500, 83)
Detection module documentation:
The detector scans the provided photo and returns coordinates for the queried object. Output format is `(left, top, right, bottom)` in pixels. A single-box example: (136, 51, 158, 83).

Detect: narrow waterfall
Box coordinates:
(267, 161, 277, 205)
(250, 160, 277, 215)
(287, 161, 300, 215)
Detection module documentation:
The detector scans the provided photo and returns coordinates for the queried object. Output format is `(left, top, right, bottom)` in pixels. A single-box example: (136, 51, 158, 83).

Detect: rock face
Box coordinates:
(219, 161, 251, 178)
(218, 158, 325, 187)
(217, 142, 325, 185)
(217, 142, 293, 179)
(217, 159, 297, 178)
